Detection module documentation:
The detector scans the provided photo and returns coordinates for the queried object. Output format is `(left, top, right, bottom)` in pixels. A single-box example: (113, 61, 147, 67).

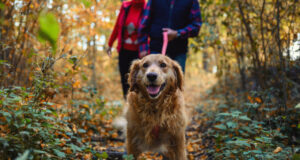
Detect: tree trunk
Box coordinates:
(238, 2, 264, 89)
(275, 0, 287, 113)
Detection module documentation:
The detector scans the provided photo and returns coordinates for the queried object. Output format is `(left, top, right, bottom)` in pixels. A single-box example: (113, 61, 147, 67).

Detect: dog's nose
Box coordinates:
(147, 72, 157, 82)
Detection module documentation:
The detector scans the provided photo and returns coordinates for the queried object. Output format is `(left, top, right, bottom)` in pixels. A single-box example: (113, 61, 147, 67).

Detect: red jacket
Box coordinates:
(108, 1, 145, 54)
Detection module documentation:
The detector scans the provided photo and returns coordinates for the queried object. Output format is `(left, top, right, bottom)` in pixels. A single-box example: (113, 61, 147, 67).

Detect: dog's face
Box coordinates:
(128, 54, 183, 99)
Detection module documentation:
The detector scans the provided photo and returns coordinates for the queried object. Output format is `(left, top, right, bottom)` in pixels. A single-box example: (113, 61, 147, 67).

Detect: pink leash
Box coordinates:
(161, 31, 168, 56)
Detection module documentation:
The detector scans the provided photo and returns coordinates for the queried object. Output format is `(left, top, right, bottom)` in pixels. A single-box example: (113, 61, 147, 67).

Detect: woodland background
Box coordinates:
(0, 0, 300, 159)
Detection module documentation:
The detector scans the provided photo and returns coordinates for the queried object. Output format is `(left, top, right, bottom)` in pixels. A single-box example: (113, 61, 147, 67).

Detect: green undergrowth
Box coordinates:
(0, 85, 116, 159)
(201, 89, 300, 159)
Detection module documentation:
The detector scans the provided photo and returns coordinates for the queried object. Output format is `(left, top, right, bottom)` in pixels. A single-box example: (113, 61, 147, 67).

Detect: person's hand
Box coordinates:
(162, 28, 178, 41)
(106, 46, 112, 57)
(139, 51, 148, 58)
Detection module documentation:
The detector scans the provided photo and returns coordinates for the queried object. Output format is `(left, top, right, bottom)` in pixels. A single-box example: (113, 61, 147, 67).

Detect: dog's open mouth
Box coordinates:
(146, 83, 166, 98)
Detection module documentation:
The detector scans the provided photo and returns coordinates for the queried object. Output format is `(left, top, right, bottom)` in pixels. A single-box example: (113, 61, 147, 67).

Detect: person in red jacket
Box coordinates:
(107, 0, 145, 99)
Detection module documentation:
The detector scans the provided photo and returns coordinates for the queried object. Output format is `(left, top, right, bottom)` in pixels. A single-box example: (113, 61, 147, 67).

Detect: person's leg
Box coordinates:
(124, 51, 139, 97)
(118, 50, 139, 99)
(170, 53, 187, 73)
(118, 50, 129, 99)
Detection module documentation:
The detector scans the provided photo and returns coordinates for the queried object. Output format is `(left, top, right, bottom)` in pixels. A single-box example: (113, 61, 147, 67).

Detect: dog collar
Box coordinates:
(151, 126, 160, 139)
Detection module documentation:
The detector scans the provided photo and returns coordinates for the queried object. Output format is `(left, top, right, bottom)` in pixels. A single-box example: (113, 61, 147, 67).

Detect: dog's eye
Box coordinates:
(160, 62, 166, 68)
(143, 63, 149, 68)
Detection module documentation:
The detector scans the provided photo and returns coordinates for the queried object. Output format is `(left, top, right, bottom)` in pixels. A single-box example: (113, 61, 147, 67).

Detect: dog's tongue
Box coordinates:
(147, 85, 160, 95)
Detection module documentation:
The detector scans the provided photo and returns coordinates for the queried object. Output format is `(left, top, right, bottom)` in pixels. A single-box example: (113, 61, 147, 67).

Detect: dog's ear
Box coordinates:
(172, 61, 184, 91)
(128, 59, 140, 92)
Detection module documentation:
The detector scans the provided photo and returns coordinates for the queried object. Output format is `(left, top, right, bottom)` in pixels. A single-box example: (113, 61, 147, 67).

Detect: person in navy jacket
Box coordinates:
(138, 0, 202, 72)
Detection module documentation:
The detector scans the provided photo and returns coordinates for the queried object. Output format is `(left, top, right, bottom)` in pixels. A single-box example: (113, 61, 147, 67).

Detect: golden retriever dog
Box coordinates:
(125, 54, 189, 160)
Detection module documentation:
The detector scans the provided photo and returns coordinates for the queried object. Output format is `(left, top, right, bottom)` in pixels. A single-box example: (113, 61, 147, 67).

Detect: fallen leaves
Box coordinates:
(247, 95, 262, 104)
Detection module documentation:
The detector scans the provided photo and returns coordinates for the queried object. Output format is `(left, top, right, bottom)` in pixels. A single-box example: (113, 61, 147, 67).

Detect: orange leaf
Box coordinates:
(188, 154, 194, 160)
(247, 95, 252, 101)
(84, 154, 92, 159)
(255, 97, 262, 103)
(72, 80, 81, 88)
(233, 40, 238, 47)
(187, 144, 194, 152)
(65, 148, 72, 154)
(111, 132, 118, 138)
(200, 155, 208, 160)
(59, 140, 66, 147)
(273, 147, 282, 153)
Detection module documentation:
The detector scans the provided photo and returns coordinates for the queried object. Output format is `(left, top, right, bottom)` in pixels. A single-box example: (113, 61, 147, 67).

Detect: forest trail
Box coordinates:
(183, 72, 218, 160)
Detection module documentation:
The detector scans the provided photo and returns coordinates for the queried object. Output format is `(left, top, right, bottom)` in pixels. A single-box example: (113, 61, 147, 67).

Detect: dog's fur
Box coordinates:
(126, 54, 189, 160)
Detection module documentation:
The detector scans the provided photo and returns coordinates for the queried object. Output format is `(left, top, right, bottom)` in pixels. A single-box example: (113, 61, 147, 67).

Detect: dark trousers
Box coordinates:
(119, 49, 139, 99)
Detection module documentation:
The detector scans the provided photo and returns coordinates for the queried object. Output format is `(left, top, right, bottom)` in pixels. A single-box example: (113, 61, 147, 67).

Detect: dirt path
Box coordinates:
(183, 72, 217, 160)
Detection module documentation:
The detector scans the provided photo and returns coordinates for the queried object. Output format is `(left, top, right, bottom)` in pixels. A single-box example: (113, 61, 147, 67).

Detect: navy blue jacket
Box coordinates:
(139, 0, 202, 56)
